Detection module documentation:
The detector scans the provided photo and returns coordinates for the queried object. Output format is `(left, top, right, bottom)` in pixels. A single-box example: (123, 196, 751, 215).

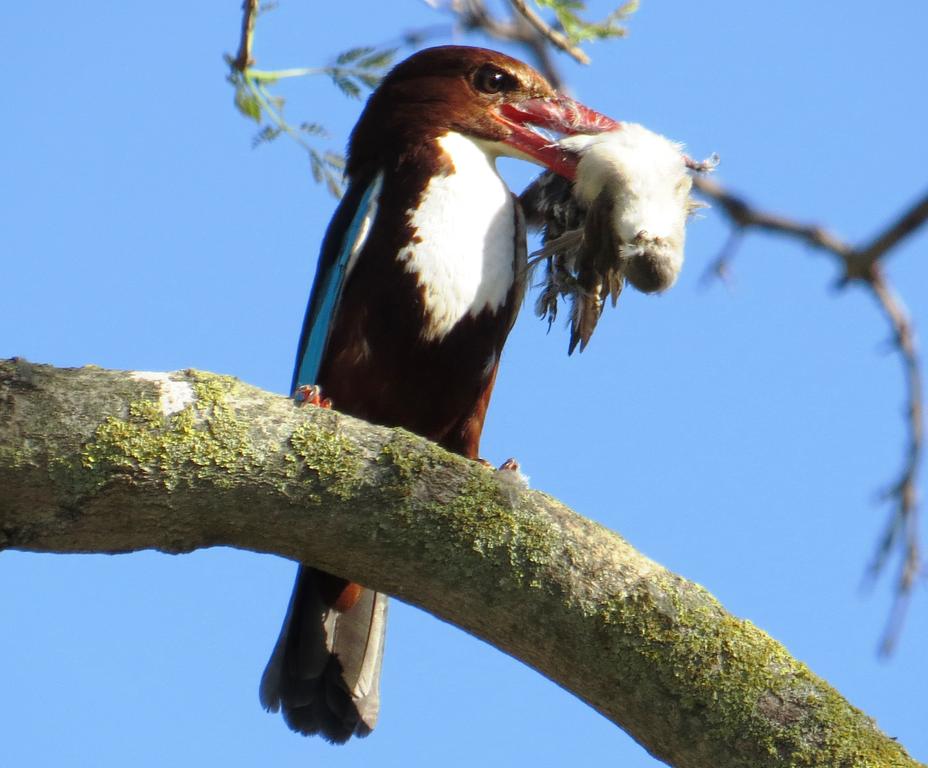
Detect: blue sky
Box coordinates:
(3, 2, 927, 766)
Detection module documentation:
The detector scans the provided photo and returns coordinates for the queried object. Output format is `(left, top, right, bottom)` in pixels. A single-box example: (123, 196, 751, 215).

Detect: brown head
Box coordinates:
(346, 46, 617, 179)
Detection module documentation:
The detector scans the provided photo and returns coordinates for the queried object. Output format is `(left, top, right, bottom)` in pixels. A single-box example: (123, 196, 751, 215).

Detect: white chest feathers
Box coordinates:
(397, 131, 516, 342)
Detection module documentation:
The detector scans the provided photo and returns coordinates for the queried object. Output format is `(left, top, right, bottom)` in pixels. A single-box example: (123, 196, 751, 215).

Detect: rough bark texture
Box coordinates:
(0, 358, 921, 768)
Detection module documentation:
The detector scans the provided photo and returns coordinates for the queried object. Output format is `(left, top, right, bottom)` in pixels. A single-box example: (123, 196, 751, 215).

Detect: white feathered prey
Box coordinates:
(521, 123, 709, 353)
(562, 125, 693, 291)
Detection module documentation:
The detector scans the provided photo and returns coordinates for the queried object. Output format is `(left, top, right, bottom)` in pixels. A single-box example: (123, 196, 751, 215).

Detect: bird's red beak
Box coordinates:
(496, 97, 619, 180)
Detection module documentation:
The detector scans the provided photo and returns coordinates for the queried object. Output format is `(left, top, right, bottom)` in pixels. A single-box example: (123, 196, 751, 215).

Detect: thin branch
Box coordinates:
(448, 0, 566, 88)
(700, 227, 743, 287)
(694, 174, 926, 651)
(228, 5, 393, 198)
(232, 0, 259, 72)
(0, 359, 921, 768)
(693, 176, 856, 264)
(868, 269, 924, 655)
(859, 189, 928, 263)
(507, 0, 590, 64)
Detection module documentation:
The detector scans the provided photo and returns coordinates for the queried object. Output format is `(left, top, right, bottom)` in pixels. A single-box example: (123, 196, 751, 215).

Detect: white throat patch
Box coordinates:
(396, 131, 515, 342)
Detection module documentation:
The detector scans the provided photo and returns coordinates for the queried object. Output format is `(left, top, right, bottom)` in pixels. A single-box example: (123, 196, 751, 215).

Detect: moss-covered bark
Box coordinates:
(0, 358, 921, 768)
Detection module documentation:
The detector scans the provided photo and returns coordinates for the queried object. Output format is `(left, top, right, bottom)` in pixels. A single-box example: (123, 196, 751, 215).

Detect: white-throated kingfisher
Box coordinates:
(259, 45, 615, 744)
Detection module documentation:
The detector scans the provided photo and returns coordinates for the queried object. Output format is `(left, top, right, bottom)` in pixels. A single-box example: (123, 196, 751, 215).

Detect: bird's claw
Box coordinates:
(294, 384, 332, 409)
(476, 457, 519, 471)
(496, 457, 530, 491)
(476, 456, 529, 490)
(477, 458, 528, 488)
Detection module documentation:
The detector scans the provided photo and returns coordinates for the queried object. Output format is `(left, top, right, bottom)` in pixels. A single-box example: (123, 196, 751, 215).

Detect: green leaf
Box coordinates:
(331, 73, 361, 99)
(357, 72, 382, 89)
(359, 48, 396, 70)
(299, 122, 328, 137)
(309, 150, 324, 184)
(533, 0, 636, 44)
(323, 151, 345, 169)
(233, 86, 262, 122)
(252, 125, 282, 148)
(324, 168, 343, 199)
(336, 46, 375, 65)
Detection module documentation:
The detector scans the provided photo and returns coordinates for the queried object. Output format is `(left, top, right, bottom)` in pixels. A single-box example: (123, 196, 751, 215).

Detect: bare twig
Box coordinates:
(700, 228, 742, 287)
(868, 269, 923, 655)
(858, 189, 928, 267)
(229, 3, 394, 198)
(693, 176, 856, 264)
(232, 0, 259, 72)
(446, 0, 565, 88)
(694, 175, 927, 651)
(507, 0, 590, 64)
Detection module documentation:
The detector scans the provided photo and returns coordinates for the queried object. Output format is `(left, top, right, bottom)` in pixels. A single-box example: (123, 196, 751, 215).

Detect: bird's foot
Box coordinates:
(477, 457, 530, 490)
(496, 457, 530, 493)
(498, 457, 520, 473)
(294, 384, 332, 409)
(477, 456, 521, 472)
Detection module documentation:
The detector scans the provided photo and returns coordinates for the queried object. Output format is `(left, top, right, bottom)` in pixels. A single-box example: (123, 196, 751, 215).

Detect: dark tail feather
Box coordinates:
(260, 566, 388, 744)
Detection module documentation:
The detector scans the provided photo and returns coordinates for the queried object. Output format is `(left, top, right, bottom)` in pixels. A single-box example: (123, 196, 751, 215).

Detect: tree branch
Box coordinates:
(0, 359, 920, 767)
(447, 0, 567, 88)
(859, 190, 928, 265)
(694, 176, 925, 653)
(231, 0, 259, 72)
(507, 0, 590, 64)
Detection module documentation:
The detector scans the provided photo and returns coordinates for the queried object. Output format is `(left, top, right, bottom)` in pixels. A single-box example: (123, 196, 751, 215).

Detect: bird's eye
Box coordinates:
(474, 65, 517, 95)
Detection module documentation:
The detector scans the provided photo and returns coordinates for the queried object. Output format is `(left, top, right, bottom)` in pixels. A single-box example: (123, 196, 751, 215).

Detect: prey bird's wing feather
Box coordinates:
(292, 173, 383, 392)
(570, 190, 618, 354)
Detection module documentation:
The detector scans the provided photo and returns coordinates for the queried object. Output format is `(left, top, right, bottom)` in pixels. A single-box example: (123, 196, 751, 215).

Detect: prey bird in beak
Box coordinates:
(523, 125, 711, 354)
(259, 46, 615, 745)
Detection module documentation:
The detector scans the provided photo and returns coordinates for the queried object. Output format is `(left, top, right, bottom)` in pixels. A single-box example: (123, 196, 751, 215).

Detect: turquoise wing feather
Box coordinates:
(292, 173, 383, 392)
